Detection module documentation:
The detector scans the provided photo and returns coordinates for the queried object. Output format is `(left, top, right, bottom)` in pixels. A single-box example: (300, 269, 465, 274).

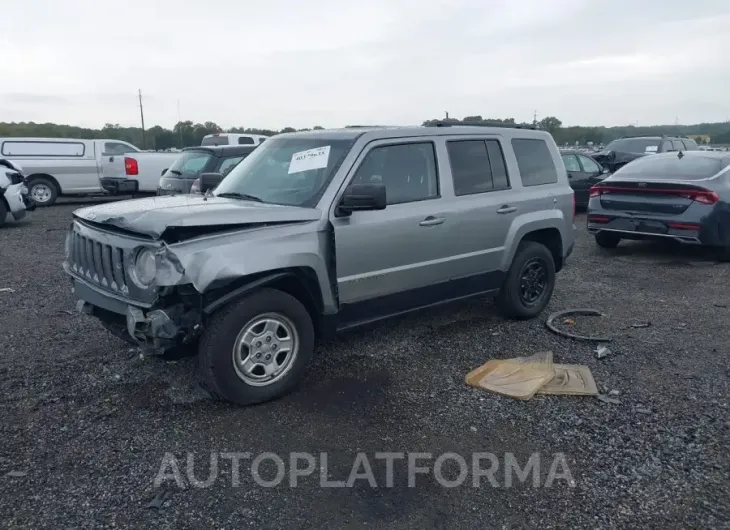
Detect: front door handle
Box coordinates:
(419, 216, 445, 227)
(497, 205, 517, 214)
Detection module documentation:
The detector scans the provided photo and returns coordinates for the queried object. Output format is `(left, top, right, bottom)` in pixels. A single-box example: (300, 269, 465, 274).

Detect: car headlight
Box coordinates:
(131, 248, 157, 288)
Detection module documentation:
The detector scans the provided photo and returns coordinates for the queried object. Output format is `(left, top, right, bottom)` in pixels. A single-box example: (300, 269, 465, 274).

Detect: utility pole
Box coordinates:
(533, 110, 538, 127)
(177, 100, 184, 148)
(445, 111, 449, 120)
(138, 89, 146, 149)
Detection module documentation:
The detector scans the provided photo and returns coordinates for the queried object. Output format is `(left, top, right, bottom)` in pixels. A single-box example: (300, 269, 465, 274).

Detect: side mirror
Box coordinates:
(199, 172, 224, 193)
(339, 183, 386, 214)
(601, 168, 609, 174)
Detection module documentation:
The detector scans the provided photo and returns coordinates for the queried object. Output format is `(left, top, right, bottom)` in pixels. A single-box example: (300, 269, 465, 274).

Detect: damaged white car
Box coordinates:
(0, 159, 35, 226)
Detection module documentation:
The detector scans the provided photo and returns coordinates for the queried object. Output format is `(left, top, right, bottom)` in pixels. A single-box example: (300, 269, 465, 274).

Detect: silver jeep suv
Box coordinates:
(63, 124, 575, 405)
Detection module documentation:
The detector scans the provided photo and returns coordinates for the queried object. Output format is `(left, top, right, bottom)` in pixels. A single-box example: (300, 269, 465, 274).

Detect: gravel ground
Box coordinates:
(1, 199, 729, 529)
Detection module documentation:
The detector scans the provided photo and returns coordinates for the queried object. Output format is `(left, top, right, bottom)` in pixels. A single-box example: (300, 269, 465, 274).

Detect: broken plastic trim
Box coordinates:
(545, 308, 612, 342)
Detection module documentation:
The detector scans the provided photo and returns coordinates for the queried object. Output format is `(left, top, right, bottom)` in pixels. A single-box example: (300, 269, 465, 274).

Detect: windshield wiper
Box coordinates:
(216, 192, 264, 203)
(167, 169, 182, 176)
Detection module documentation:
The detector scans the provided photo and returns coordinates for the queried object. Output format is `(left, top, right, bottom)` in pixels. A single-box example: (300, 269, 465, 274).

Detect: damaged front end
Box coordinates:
(64, 219, 204, 354)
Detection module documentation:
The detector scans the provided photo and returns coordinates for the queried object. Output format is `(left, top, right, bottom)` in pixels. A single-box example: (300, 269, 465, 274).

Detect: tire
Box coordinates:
(197, 288, 315, 405)
(595, 232, 620, 249)
(496, 241, 556, 319)
(0, 199, 8, 228)
(27, 177, 59, 207)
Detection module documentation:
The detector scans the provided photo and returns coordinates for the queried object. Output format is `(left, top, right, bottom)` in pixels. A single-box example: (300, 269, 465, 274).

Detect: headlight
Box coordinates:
(131, 248, 157, 288)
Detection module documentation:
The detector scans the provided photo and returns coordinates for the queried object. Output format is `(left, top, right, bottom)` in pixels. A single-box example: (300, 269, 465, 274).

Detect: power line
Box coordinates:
(138, 89, 146, 149)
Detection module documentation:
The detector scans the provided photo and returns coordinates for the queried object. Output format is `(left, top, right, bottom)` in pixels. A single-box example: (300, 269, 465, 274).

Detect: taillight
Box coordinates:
(688, 190, 719, 205)
(589, 185, 719, 205)
(124, 157, 139, 176)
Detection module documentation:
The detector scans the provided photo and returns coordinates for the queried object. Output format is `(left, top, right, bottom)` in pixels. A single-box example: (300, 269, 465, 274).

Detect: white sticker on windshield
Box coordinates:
(645, 146, 658, 152)
(288, 146, 331, 174)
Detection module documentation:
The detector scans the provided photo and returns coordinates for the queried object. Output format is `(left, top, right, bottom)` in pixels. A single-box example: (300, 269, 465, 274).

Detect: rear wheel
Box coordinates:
(496, 241, 556, 319)
(197, 288, 315, 405)
(595, 232, 621, 249)
(27, 177, 59, 207)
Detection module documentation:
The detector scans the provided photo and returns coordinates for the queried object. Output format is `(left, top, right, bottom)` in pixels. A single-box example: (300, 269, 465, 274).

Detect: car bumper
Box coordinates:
(587, 215, 702, 244)
(100, 177, 139, 194)
(71, 277, 201, 352)
(3, 183, 34, 219)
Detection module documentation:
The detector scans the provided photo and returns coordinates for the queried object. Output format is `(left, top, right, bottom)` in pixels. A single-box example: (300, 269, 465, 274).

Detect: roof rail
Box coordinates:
(426, 120, 537, 130)
(618, 133, 688, 140)
(344, 125, 398, 128)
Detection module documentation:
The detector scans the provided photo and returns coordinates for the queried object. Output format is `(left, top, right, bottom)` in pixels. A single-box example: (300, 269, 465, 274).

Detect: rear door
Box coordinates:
(438, 136, 514, 281)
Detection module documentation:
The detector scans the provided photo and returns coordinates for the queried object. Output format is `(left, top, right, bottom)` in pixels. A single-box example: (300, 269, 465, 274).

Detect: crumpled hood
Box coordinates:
(73, 195, 322, 239)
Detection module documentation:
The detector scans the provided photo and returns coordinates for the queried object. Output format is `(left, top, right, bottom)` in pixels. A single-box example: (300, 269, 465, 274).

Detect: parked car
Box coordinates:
(63, 124, 575, 405)
(561, 150, 610, 208)
(592, 135, 699, 174)
(587, 151, 730, 258)
(0, 137, 178, 206)
(201, 133, 269, 147)
(0, 158, 35, 226)
(157, 145, 257, 196)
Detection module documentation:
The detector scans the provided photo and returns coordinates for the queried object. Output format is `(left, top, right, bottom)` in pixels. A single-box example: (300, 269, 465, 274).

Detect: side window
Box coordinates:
(578, 155, 600, 173)
(672, 140, 685, 151)
(352, 142, 439, 205)
(103, 142, 134, 156)
(682, 139, 698, 150)
(218, 156, 244, 176)
(562, 154, 581, 172)
(446, 139, 510, 196)
(238, 137, 255, 145)
(511, 138, 558, 186)
(661, 140, 674, 152)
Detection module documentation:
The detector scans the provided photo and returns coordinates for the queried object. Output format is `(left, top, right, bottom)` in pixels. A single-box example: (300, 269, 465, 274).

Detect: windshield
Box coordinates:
(167, 150, 213, 177)
(213, 136, 354, 207)
(605, 138, 660, 154)
(202, 136, 229, 146)
(614, 154, 724, 180)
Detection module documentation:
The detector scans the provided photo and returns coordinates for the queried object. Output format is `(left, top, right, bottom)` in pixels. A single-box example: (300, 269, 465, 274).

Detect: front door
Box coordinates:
(331, 140, 450, 323)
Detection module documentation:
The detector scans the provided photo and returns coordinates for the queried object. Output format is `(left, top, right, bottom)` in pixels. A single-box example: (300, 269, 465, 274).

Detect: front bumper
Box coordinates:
(71, 277, 201, 352)
(100, 177, 139, 194)
(4, 183, 32, 220)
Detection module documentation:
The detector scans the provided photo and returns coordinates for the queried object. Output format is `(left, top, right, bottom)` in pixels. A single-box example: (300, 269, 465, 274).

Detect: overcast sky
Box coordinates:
(1, 0, 729, 130)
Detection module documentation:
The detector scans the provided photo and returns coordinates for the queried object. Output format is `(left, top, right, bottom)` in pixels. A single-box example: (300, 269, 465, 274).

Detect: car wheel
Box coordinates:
(27, 178, 59, 207)
(197, 288, 315, 405)
(0, 199, 8, 228)
(495, 241, 556, 319)
(595, 232, 621, 249)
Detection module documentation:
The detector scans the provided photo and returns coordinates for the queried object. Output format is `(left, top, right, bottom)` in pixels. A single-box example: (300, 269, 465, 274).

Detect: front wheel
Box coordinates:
(495, 241, 556, 319)
(197, 288, 315, 405)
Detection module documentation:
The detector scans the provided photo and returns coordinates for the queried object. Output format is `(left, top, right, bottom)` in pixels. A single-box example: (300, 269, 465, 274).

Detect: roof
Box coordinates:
(278, 125, 553, 142)
(651, 151, 730, 162)
(183, 145, 258, 157)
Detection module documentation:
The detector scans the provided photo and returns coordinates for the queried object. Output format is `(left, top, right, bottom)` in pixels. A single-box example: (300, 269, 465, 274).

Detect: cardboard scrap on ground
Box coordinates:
(465, 351, 598, 400)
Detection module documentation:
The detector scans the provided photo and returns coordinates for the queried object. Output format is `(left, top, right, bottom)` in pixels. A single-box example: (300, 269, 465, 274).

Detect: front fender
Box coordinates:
(499, 210, 567, 271)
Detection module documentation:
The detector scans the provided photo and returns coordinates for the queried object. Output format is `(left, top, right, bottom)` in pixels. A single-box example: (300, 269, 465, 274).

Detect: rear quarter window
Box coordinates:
(202, 136, 229, 146)
(511, 138, 558, 186)
(614, 155, 724, 180)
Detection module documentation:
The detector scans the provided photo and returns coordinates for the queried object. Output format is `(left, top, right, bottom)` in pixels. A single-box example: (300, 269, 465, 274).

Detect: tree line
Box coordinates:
(1, 116, 729, 150)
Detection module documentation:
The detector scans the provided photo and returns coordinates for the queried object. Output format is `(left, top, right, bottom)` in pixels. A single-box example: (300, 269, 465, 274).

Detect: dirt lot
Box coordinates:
(1, 199, 729, 529)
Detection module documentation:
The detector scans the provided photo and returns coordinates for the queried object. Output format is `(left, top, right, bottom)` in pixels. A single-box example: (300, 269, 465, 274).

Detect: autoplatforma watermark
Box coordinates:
(153, 451, 575, 489)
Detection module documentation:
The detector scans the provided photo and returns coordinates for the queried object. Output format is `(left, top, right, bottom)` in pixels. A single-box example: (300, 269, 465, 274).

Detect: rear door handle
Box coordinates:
(497, 205, 517, 214)
(419, 216, 445, 227)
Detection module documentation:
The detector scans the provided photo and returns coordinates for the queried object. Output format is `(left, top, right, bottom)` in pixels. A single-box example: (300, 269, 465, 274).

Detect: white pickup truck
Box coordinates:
(0, 137, 180, 206)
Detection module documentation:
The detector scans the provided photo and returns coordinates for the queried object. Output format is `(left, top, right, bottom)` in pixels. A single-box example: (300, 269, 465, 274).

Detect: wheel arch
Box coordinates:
(201, 267, 325, 334)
